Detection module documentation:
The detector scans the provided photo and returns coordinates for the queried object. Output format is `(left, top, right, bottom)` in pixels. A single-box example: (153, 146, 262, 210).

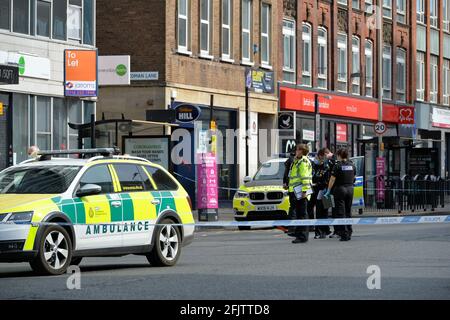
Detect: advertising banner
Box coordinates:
(336, 124, 348, 142)
(64, 49, 98, 97)
(376, 157, 385, 203)
(98, 55, 130, 85)
(123, 136, 170, 169)
(196, 153, 218, 209)
(431, 107, 450, 128)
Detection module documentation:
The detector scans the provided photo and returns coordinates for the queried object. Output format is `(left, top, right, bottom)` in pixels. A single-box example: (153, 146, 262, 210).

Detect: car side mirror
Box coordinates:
(76, 184, 102, 197)
(243, 176, 252, 183)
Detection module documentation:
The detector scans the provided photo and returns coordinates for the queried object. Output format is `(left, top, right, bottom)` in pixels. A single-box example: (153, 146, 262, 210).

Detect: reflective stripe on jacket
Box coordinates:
(288, 155, 313, 193)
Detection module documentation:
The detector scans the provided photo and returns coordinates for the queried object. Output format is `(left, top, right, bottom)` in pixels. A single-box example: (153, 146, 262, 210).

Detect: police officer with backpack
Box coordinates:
(324, 148, 356, 241)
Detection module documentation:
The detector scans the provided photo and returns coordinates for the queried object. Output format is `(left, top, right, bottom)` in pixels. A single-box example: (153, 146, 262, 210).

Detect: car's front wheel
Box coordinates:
(146, 219, 181, 267)
(30, 225, 73, 275)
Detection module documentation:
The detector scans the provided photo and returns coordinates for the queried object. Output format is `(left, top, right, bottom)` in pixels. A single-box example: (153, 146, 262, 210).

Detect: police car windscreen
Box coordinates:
(253, 162, 284, 181)
(0, 166, 81, 194)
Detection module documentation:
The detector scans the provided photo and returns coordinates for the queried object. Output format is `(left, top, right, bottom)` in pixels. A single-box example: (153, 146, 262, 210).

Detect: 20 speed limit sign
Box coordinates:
(374, 122, 387, 135)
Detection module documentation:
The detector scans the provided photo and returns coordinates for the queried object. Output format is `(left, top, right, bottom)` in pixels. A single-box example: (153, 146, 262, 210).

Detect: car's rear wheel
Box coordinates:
(30, 225, 72, 275)
(70, 257, 83, 266)
(147, 219, 181, 267)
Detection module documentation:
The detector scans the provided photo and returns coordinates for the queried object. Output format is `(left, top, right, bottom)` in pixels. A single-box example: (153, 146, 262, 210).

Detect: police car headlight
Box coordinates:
(7, 211, 34, 223)
(234, 191, 249, 199)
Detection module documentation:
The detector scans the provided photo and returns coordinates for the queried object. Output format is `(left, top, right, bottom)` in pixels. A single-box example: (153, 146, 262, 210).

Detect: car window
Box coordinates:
(137, 166, 155, 191)
(113, 164, 145, 192)
(144, 165, 178, 191)
(79, 165, 114, 194)
(0, 166, 80, 194)
(253, 162, 285, 181)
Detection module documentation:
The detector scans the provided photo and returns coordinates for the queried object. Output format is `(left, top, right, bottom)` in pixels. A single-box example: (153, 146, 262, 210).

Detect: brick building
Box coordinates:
(96, 0, 284, 203)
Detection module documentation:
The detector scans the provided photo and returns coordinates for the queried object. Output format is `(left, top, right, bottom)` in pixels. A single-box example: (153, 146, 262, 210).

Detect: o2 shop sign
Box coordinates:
(175, 104, 201, 123)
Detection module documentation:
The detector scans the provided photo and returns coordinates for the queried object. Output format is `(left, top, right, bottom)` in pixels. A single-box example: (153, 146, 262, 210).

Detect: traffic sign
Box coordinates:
(374, 122, 387, 135)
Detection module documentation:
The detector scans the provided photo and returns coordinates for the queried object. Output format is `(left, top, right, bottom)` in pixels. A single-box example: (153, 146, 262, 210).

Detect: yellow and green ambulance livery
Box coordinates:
(0, 149, 194, 275)
(233, 157, 365, 229)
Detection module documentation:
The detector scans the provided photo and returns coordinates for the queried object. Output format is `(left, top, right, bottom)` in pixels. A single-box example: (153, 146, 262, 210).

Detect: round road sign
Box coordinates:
(374, 122, 387, 135)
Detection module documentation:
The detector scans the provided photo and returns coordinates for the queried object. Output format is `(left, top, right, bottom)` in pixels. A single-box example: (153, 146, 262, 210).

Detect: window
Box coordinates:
(383, 0, 392, 18)
(416, 51, 425, 101)
(417, 0, 425, 24)
(444, 60, 450, 105)
(444, 0, 450, 32)
(260, 3, 270, 66)
(241, 0, 252, 62)
(301, 23, 311, 86)
(365, 0, 373, 13)
(200, 0, 211, 56)
(397, 0, 406, 24)
(53, 0, 67, 40)
(79, 165, 114, 195)
(13, 0, 29, 34)
(396, 48, 406, 102)
(53, 98, 67, 150)
(351, 36, 360, 95)
(114, 164, 146, 192)
(36, 96, 51, 150)
(137, 166, 155, 191)
(12, 94, 29, 163)
(430, 0, 438, 28)
(282, 19, 296, 83)
(430, 55, 438, 103)
(317, 27, 327, 89)
(221, 0, 232, 59)
(382, 45, 392, 100)
(68, 0, 82, 41)
(337, 33, 348, 92)
(365, 40, 374, 97)
(352, 0, 359, 10)
(338, 0, 348, 5)
(144, 166, 178, 191)
(37, 0, 51, 37)
(177, 0, 189, 52)
(83, 0, 94, 45)
(0, 0, 10, 30)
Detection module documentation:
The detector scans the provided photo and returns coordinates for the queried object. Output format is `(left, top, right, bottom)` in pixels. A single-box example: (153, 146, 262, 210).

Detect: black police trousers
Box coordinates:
(314, 190, 330, 236)
(289, 192, 309, 242)
(333, 185, 354, 238)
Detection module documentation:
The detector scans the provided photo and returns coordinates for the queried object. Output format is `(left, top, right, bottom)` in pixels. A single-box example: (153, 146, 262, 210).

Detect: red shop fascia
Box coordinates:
(279, 86, 415, 124)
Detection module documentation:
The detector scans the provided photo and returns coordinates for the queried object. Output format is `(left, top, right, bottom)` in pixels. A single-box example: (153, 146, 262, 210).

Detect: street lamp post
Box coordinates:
(314, 94, 320, 153)
(377, 7, 384, 159)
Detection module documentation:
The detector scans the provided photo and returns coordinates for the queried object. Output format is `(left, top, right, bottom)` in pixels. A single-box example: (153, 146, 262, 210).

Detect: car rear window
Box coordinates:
(143, 165, 178, 191)
(113, 164, 146, 192)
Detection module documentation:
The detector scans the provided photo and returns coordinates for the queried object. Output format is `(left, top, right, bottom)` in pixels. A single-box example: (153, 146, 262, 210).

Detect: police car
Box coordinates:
(0, 149, 195, 275)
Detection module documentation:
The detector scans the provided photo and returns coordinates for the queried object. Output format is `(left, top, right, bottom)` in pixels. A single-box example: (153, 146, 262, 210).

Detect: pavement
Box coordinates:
(0, 223, 449, 299)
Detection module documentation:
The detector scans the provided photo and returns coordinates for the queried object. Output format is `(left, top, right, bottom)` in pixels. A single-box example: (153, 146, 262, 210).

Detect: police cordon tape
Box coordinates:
(1, 215, 449, 228)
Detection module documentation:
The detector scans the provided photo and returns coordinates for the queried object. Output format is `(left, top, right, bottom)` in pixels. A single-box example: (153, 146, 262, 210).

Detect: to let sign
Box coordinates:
(64, 49, 98, 97)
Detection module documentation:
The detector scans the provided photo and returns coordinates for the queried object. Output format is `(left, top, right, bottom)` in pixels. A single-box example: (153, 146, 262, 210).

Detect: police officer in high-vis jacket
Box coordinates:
(288, 143, 313, 244)
(324, 148, 356, 241)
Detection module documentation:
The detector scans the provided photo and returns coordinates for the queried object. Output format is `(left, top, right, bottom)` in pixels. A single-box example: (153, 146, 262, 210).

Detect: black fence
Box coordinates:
(363, 175, 450, 213)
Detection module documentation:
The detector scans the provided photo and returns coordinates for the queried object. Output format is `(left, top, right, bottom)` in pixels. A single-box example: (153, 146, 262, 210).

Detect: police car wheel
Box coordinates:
(70, 257, 83, 266)
(238, 226, 251, 231)
(147, 219, 181, 267)
(30, 226, 73, 276)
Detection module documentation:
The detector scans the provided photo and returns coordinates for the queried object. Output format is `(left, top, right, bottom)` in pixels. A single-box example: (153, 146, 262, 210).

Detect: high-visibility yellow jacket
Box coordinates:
(288, 155, 313, 194)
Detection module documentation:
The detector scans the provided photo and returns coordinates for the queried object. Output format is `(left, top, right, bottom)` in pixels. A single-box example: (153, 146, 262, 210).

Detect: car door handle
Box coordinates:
(111, 201, 122, 208)
(151, 199, 160, 205)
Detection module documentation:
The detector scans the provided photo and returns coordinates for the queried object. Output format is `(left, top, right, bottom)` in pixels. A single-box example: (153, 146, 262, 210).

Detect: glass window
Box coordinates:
(36, 96, 51, 150)
(396, 48, 406, 102)
(13, 0, 29, 34)
(352, 0, 359, 9)
(302, 23, 311, 86)
(222, 0, 232, 59)
(443, 60, 450, 105)
(365, 0, 373, 13)
(365, 40, 373, 97)
(445, 0, 450, 32)
(337, 33, 347, 92)
(383, 0, 392, 18)
(37, 0, 51, 37)
(0, 166, 80, 194)
(145, 166, 178, 191)
(318, 27, 327, 89)
(68, 0, 82, 40)
(68, 100, 82, 149)
(138, 166, 155, 191)
(338, 0, 348, 5)
(397, 0, 406, 23)
(417, 0, 425, 24)
(79, 165, 114, 194)
(12, 94, 29, 164)
(430, 55, 438, 103)
(200, 0, 211, 55)
(113, 164, 146, 192)
(0, 0, 10, 30)
(430, 0, 438, 28)
(178, 0, 189, 51)
(260, 3, 270, 66)
(241, 0, 252, 62)
(416, 51, 425, 101)
(53, 0, 67, 40)
(352, 36, 360, 95)
(382, 45, 392, 100)
(53, 98, 67, 150)
(282, 19, 295, 83)
(83, 0, 94, 45)
(253, 162, 284, 181)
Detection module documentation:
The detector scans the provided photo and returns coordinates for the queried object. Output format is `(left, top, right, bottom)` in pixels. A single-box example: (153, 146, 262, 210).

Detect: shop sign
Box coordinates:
(197, 153, 218, 209)
(0, 102, 3, 115)
(398, 106, 415, 124)
(302, 130, 315, 142)
(281, 139, 297, 153)
(336, 124, 348, 142)
(123, 136, 170, 169)
(376, 157, 385, 203)
(175, 104, 201, 123)
(431, 107, 450, 129)
(64, 49, 98, 97)
(2, 52, 50, 80)
(247, 69, 274, 93)
(0, 64, 19, 84)
(130, 71, 159, 81)
(98, 55, 130, 85)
